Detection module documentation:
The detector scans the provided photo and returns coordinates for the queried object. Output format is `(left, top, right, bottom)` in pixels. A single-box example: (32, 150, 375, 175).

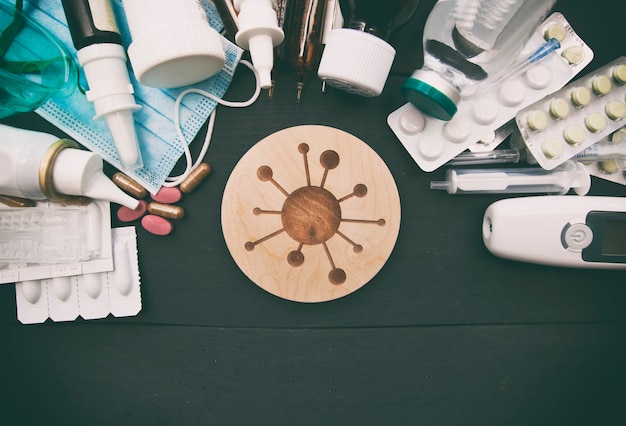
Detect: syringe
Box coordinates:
(483, 38, 561, 92)
(430, 160, 590, 195)
(573, 138, 626, 163)
(447, 148, 521, 166)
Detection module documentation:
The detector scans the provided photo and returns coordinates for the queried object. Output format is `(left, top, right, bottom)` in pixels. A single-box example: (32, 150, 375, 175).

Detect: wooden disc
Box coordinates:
(221, 125, 401, 303)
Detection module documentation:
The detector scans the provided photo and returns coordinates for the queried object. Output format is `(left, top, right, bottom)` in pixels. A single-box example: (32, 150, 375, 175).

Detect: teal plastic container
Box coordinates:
(0, 1, 76, 118)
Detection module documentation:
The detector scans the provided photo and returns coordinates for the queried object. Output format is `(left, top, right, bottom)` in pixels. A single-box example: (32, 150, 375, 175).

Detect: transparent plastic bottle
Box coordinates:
(402, 0, 556, 120)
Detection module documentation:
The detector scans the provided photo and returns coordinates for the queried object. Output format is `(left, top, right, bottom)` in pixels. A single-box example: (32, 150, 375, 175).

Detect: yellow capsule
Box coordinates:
(0, 194, 36, 207)
(147, 201, 185, 220)
(180, 163, 211, 194)
(112, 172, 148, 199)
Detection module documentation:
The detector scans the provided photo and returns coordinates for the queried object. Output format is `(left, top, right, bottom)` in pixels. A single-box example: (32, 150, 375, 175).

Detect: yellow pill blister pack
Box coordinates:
(516, 56, 626, 170)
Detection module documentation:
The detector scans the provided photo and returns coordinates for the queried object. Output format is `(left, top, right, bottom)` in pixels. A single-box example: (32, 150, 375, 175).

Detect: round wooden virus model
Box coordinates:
(221, 125, 401, 303)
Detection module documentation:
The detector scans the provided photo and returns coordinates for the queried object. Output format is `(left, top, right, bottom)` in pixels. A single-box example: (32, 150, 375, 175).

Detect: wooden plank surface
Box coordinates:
(1, 0, 625, 424)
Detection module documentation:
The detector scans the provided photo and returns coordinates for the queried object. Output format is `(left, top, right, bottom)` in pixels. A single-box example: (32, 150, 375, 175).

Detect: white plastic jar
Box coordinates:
(123, 0, 226, 88)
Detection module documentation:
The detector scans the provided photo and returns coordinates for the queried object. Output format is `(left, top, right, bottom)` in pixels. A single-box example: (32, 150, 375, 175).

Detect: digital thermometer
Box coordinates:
(482, 196, 626, 268)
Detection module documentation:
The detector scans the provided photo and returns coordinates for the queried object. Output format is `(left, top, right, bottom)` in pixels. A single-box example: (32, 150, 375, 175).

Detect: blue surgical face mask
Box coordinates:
(26, 0, 244, 194)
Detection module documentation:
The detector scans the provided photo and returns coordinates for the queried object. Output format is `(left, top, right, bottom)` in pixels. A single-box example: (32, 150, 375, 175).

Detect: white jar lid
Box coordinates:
(128, 25, 225, 88)
(317, 29, 396, 97)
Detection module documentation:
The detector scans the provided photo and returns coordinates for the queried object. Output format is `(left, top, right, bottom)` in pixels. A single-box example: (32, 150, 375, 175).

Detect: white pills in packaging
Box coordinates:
(515, 56, 626, 170)
(14, 226, 142, 324)
(387, 13, 594, 172)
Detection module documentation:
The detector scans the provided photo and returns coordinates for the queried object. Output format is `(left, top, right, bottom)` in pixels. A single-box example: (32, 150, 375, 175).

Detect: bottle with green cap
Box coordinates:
(401, 0, 556, 121)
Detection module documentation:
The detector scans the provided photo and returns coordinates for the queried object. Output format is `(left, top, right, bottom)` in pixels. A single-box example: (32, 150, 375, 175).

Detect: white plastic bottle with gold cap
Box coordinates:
(0, 124, 139, 209)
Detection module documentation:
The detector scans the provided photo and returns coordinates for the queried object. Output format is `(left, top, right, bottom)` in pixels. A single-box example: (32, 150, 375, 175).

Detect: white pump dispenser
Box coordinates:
(233, 0, 284, 89)
(0, 124, 139, 209)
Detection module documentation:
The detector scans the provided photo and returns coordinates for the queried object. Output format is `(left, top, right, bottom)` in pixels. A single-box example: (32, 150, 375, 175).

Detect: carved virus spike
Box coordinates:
(342, 218, 386, 226)
(298, 143, 311, 186)
(338, 183, 368, 202)
(319, 150, 339, 188)
(335, 230, 363, 253)
(245, 228, 285, 251)
(287, 243, 305, 267)
(253, 207, 281, 215)
(257, 165, 289, 196)
(322, 241, 346, 285)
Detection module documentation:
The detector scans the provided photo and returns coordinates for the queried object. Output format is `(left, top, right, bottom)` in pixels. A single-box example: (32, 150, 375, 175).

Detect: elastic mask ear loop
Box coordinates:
(164, 60, 261, 187)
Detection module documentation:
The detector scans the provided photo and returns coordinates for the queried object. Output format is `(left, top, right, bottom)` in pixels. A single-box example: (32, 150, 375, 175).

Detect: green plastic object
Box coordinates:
(401, 77, 458, 121)
(0, 0, 77, 118)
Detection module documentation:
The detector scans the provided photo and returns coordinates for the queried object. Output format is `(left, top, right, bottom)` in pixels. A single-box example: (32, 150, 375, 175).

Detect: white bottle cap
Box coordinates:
(234, 0, 284, 89)
(128, 25, 226, 88)
(52, 148, 140, 209)
(318, 29, 396, 97)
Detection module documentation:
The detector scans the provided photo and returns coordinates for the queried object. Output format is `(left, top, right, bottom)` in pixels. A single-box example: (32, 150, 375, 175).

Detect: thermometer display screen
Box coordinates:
(602, 220, 626, 256)
(584, 211, 626, 264)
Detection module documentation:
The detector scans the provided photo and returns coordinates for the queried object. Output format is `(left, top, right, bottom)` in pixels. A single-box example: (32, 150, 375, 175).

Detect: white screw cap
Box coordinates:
(318, 29, 396, 97)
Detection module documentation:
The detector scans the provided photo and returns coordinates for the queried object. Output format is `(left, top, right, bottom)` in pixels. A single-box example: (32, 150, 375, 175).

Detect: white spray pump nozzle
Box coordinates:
(52, 148, 140, 209)
(234, 0, 284, 89)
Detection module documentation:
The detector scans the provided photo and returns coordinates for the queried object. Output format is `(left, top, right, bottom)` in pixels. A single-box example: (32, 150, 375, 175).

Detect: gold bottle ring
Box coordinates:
(38, 139, 80, 203)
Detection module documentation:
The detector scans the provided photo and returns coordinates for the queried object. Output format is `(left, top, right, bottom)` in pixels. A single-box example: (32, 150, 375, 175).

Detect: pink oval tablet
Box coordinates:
(117, 200, 148, 222)
(141, 214, 174, 236)
(151, 186, 182, 204)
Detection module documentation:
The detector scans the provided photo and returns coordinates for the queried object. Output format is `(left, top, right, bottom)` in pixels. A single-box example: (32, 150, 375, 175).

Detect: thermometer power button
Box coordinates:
(562, 223, 594, 251)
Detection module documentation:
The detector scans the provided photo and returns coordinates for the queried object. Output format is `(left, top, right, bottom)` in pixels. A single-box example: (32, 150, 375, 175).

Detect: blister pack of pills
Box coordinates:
(516, 57, 626, 170)
(387, 13, 594, 172)
(0, 200, 114, 284)
(577, 127, 626, 186)
(15, 226, 141, 324)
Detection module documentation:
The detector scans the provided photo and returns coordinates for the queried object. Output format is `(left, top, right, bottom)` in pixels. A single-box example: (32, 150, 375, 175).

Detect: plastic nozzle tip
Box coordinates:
(84, 172, 140, 210)
(105, 110, 143, 171)
(245, 34, 275, 89)
(430, 180, 450, 192)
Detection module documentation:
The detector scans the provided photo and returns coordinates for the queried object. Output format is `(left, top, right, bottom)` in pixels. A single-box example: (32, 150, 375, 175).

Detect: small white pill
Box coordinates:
(563, 125, 586, 145)
(417, 138, 444, 160)
(592, 75, 612, 96)
(472, 99, 498, 124)
(51, 276, 72, 302)
(82, 273, 102, 299)
(560, 46, 585, 65)
(526, 110, 549, 131)
(570, 86, 592, 107)
(541, 137, 565, 159)
(544, 24, 566, 42)
(499, 81, 526, 106)
(21, 280, 42, 304)
(605, 100, 626, 120)
(399, 108, 425, 135)
(443, 118, 470, 143)
(549, 98, 571, 120)
(525, 65, 551, 89)
(612, 64, 626, 85)
(584, 112, 608, 133)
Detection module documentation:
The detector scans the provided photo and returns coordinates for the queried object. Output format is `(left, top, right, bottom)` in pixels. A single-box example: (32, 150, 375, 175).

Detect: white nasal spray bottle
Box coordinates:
(233, 0, 284, 89)
(0, 124, 139, 209)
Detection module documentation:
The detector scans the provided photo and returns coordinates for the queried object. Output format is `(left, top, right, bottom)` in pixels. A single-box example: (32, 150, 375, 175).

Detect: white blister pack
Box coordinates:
(516, 57, 626, 170)
(576, 127, 626, 186)
(0, 200, 113, 284)
(387, 13, 594, 172)
(15, 226, 141, 324)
